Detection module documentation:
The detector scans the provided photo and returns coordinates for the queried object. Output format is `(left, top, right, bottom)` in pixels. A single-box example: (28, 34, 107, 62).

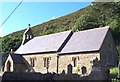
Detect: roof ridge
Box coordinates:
(35, 30, 72, 38)
(74, 26, 110, 34)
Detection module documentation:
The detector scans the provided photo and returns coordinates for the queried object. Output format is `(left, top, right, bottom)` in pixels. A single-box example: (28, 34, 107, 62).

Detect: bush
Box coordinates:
(110, 67, 118, 77)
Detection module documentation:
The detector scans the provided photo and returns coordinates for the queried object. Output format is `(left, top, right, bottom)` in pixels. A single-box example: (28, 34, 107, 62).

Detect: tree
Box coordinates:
(91, 2, 118, 26)
(109, 16, 120, 45)
(73, 12, 100, 32)
(1, 36, 22, 54)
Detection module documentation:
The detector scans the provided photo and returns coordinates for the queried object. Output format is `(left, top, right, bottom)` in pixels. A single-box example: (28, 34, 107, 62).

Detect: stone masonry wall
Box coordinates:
(23, 53, 58, 73)
(100, 29, 118, 67)
(58, 53, 100, 75)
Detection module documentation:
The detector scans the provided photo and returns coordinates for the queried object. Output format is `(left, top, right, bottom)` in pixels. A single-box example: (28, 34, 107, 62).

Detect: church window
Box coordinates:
(43, 57, 51, 68)
(72, 57, 77, 67)
(73, 58, 77, 67)
(26, 34, 29, 39)
(43, 58, 47, 67)
(30, 58, 36, 67)
(30, 35, 32, 39)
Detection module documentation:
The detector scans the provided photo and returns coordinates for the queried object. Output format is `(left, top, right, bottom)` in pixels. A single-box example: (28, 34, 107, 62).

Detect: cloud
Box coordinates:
(52, 17, 55, 19)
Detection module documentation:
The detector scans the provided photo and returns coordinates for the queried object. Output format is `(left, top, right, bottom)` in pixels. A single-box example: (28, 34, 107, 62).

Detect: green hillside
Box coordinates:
(1, 2, 120, 56)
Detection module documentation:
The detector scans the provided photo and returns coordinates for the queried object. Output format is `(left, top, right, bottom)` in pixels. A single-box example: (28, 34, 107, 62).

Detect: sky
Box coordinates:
(0, 1, 92, 37)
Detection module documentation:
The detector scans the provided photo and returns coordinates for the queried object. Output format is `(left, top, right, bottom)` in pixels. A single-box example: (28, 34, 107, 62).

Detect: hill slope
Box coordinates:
(1, 2, 120, 55)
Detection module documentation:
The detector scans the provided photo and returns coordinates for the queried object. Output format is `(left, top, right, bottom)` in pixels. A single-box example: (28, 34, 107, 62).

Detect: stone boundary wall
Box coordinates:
(2, 72, 87, 80)
(2, 67, 109, 81)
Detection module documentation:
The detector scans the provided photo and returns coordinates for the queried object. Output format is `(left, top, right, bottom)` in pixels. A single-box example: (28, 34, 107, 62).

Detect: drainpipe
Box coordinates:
(57, 55, 59, 74)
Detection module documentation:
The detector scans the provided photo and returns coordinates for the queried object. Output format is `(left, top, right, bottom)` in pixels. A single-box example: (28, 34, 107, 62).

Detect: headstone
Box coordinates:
(118, 62, 120, 78)
(89, 66, 109, 80)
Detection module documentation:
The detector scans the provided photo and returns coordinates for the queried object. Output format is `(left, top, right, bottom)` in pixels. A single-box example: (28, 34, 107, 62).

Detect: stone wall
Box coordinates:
(2, 69, 109, 81)
(23, 53, 58, 73)
(58, 53, 100, 75)
(100, 29, 118, 67)
(2, 72, 87, 80)
(23, 52, 101, 75)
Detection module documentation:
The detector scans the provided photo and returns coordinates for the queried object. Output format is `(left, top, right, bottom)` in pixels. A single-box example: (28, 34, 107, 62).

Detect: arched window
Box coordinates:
(73, 58, 77, 67)
(30, 35, 32, 39)
(72, 57, 79, 67)
(72, 57, 77, 67)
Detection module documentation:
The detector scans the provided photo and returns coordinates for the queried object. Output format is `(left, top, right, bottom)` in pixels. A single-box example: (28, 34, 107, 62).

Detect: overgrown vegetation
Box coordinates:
(0, 2, 120, 55)
(110, 67, 118, 77)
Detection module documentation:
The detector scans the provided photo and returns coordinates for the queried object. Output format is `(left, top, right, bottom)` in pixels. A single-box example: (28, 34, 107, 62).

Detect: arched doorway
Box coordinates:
(7, 61, 11, 72)
(67, 64, 73, 74)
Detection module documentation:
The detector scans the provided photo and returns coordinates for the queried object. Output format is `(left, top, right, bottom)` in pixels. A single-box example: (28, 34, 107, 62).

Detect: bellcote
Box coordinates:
(22, 24, 34, 45)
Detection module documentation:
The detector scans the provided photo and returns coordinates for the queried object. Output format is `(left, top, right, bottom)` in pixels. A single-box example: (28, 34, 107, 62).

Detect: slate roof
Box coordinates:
(15, 31, 72, 54)
(10, 54, 25, 64)
(59, 26, 109, 54)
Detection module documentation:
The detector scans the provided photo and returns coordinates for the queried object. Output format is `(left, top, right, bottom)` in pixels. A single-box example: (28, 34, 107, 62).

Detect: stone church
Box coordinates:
(4, 26, 118, 75)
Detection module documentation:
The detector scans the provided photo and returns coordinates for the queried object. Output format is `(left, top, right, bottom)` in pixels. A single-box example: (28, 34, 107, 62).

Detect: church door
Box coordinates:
(81, 66, 87, 74)
(7, 61, 11, 72)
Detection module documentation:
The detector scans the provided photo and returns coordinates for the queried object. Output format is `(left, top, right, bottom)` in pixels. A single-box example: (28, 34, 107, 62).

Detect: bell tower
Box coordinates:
(22, 24, 34, 45)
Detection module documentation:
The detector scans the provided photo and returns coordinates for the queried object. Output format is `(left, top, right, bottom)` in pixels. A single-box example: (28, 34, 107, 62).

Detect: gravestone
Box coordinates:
(89, 66, 109, 80)
(118, 62, 120, 78)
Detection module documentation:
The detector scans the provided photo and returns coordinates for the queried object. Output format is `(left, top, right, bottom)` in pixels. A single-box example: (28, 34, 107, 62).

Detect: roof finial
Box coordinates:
(28, 24, 31, 28)
(10, 49, 13, 54)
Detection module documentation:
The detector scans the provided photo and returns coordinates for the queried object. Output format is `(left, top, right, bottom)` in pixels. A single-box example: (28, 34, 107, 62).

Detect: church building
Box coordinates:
(4, 26, 118, 75)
